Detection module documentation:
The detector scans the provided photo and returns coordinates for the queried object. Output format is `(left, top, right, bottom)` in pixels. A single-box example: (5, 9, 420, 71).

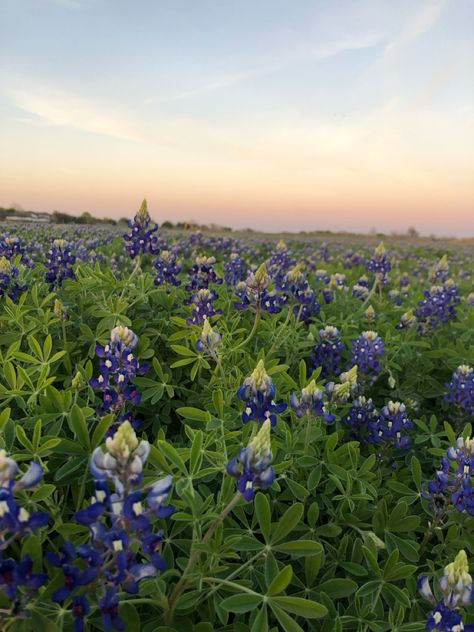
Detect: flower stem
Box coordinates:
(165, 492, 242, 623)
(235, 307, 261, 350)
(304, 413, 313, 454)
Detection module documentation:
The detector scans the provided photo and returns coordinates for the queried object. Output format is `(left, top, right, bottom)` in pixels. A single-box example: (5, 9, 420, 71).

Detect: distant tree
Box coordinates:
(162, 220, 174, 229)
(406, 226, 419, 238)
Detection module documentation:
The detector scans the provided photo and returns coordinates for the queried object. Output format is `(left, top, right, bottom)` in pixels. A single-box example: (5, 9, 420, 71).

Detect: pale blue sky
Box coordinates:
(1, 0, 473, 235)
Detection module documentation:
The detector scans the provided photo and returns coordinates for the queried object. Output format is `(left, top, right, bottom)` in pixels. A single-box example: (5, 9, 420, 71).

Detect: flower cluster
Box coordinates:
(195, 316, 221, 359)
(416, 282, 461, 332)
(0, 452, 49, 613)
(327, 365, 359, 405)
(225, 252, 247, 286)
(341, 396, 380, 443)
(366, 241, 391, 285)
(374, 401, 413, 449)
(90, 326, 149, 413)
(186, 255, 222, 292)
(429, 255, 450, 284)
(50, 421, 174, 632)
(268, 240, 294, 288)
(123, 199, 160, 259)
(445, 365, 474, 418)
(418, 550, 474, 631)
(235, 264, 285, 314)
(424, 437, 474, 517)
(153, 249, 182, 287)
(350, 331, 385, 382)
(290, 380, 334, 422)
(284, 264, 320, 322)
(187, 288, 222, 325)
(0, 235, 31, 266)
(237, 360, 287, 426)
(311, 326, 345, 378)
(0, 256, 26, 302)
(45, 239, 76, 290)
(227, 419, 275, 501)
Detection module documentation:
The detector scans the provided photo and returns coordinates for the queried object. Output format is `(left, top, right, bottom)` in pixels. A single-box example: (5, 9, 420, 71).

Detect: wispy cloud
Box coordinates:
(9, 85, 144, 142)
(383, 0, 447, 58)
(145, 31, 385, 104)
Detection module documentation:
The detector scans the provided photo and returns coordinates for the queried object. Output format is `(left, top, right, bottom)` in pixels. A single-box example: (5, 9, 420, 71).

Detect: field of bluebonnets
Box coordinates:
(0, 200, 473, 632)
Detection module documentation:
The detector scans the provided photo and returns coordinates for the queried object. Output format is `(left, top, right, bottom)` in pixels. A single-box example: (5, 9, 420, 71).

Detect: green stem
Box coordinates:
(235, 308, 261, 350)
(304, 413, 313, 454)
(165, 492, 242, 623)
(119, 255, 141, 302)
(61, 320, 72, 374)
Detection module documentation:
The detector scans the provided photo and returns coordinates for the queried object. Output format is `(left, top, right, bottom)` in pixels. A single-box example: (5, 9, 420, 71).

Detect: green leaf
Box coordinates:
(0, 407, 11, 432)
(273, 540, 323, 557)
(69, 404, 90, 448)
(220, 593, 263, 613)
(267, 565, 293, 596)
(255, 492, 271, 542)
(269, 604, 305, 632)
(190, 430, 203, 474)
(410, 456, 422, 491)
(157, 440, 188, 475)
(270, 596, 328, 619)
(176, 407, 212, 423)
(92, 414, 115, 448)
(271, 503, 304, 544)
(318, 578, 357, 598)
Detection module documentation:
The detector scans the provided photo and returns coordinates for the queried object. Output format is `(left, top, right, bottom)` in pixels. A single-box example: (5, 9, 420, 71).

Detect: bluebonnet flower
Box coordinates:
(187, 288, 222, 325)
(341, 396, 380, 443)
(268, 240, 294, 288)
(0, 235, 32, 266)
(344, 249, 366, 268)
(225, 252, 247, 286)
(0, 451, 49, 549)
(0, 257, 26, 302)
(397, 309, 417, 330)
(350, 331, 385, 382)
(53, 421, 174, 631)
(311, 326, 345, 378)
(284, 264, 320, 322)
(322, 273, 347, 304)
(352, 283, 370, 300)
(0, 451, 49, 614)
(186, 255, 222, 292)
(195, 316, 221, 360)
(445, 365, 474, 417)
(388, 289, 404, 305)
(416, 282, 461, 332)
(235, 264, 286, 314)
(375, 401, 413, 449)
(90, 326, 149, 413)
(227, 419, 275, 501)
(315, 269, 330, 284)
(237, 360, 287, 426)
(424, 437, 474, 517)
(153, 249, 182, 287)
(123, 199, 159, 259)
(429, 255, 450, 284)
(364, 305, 376, 323)
(45, 239, 76, 289)
(418, 550, 474, 631)
(366, 241, 391, 285)
(326, 365, 359, 405)
(290, 380, 335, 422)
(0, 555, 48, 612)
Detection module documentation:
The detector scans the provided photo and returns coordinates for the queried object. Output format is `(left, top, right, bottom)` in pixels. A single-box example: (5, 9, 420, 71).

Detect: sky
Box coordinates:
(0, 0, 473, 236)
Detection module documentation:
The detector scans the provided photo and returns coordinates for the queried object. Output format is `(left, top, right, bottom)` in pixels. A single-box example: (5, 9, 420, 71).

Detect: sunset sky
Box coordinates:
(0, 0, 473, 236)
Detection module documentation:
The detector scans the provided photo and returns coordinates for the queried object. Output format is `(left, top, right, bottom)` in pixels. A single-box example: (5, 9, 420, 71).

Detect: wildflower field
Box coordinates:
(0, 201, 473, 632)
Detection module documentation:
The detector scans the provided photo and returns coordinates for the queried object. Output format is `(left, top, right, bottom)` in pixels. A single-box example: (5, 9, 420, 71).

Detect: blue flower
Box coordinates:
(311, 326, 345, 378)
(123, 199, 160, 259)
(237, 360, 287, 426)
(45, 239, 76, 289)
(350, 331, 385, 381)
(290, 380, 334, 422)
(0, 257, 27, 302)
(99, 587, 125, 631)
(225, 252, 247, 286)
(227, 419, 275, 501)
(445, 365, 474, 418)
(375, 401, 413, 449)
(153, 249, 182, 287)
